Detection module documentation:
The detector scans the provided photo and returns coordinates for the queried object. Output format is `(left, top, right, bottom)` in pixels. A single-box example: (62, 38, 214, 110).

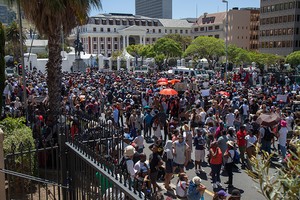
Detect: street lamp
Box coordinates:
(222, 0, 228, 81)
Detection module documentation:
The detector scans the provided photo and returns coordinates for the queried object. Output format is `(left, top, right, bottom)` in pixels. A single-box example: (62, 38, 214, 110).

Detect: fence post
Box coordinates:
(0, 128, 6, 200)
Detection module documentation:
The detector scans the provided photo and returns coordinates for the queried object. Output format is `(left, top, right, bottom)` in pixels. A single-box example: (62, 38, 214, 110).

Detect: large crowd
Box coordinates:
(2, 67, 300, 200)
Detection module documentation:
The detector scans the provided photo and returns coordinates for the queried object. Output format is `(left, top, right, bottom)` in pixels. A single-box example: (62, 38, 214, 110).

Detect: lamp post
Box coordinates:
(222, 0, 228, 81)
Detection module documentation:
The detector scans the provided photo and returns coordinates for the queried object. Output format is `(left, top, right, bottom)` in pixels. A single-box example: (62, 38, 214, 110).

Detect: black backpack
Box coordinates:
(263, 127, 274, 141)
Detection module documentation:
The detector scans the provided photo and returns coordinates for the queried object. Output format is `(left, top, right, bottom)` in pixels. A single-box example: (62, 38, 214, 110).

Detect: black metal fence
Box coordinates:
(4, 110, 145, 200)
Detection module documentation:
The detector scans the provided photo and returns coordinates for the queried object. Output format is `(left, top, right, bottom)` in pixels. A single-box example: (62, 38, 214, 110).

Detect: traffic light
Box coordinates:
(18, 64, 22, 75)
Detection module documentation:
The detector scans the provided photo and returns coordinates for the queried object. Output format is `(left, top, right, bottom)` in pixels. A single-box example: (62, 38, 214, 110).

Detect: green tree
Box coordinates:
(0, 22, 5, 116)
(5, 21, 26, 62)
(286, 51, 300, 67)
(185, 36, 225, 68)
(154, 54, 165, 69)
(140, 44, 155, 58)
(165, 34, 192, 51)
(153, 37, 182, 70)
(18, 0, 102, 120)
(126, 44, 144, 66)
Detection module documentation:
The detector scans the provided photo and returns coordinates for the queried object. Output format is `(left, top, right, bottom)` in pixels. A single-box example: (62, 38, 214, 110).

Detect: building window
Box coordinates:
(180, 30, 183, 34)
(109, 20, 114, 25)
(165, 29, 167, 33)
(100, 28, 103, 32)
(208, 26, 213, 30)
(194, 28, 199, 32)
(101, 44, 104, 49)
(107, 28, 110, 32)
(116, 20, 120, 25)
(107, 38, 111, 42)
(215, 25, 220, 30)
(170, 30, 172, 33)
(175, 30, 178, 33)
(153, 38, 156, 42)
(135, 20, 140, 26)
(185, 30, 188, 34)
(102, 19, 107, 25)
(95, 19, 100, 25)
(153, 29, 155, 33)
(93, 37, 97, 42)
(93, 27, 96, 32)
(114, 44, 118, 49)
(146, 38, 149, 42)
(100, 37, 104, 42)
(107, 44, 111, 49)
(93, 44, 97, 49)
(122, 20, 127, 25)
(200, 27, 204, 31)
(159, 29, 161, 33)
(215, 35, 219, 38)
(114, 37, 118, 42)
(114, 28, 116, 32)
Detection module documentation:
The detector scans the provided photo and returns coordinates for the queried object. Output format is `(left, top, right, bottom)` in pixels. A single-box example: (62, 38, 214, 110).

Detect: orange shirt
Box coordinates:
(210, 147, 223, 165)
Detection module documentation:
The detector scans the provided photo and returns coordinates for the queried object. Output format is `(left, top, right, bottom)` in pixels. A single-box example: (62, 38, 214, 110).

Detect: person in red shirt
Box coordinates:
(236, 125, 247, 168)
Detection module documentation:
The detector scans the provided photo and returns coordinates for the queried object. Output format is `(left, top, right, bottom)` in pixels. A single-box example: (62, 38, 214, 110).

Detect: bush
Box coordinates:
(0, 117, 35, 194)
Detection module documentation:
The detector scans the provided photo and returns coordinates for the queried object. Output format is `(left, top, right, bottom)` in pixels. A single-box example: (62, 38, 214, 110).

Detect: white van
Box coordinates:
(167, 67, 209, 79)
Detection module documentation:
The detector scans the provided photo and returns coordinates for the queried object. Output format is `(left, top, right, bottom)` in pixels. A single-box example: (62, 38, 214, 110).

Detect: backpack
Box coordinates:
(162, 151, 168, 162)
(263, 127, 273, 141)
(233, 150, 240, 164)
(118, 156, 129, 175)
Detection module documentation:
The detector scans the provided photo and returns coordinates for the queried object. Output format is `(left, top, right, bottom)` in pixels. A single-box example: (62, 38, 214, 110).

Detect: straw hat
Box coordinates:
(226, 141, 235, 147)
(192, 176, 201, 186)
(124, 145, 136, 157)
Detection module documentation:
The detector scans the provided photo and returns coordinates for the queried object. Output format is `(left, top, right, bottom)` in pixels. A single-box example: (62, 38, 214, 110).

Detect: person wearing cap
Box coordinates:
(212, 189, 229, 200)
(186, 176, 206, 200)
(194, 128, 206, 174)
(228, 189, 241, 200)
(277, 120, 288, 162)
(176, 172, 189, 198)
(224, 141, 235, 188)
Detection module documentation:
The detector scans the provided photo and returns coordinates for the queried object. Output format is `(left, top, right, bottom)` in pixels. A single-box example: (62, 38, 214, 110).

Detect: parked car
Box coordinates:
(5, 68, 16, 78)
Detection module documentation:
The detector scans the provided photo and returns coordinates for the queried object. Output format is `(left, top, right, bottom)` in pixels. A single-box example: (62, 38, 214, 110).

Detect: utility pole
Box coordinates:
(17, 0, 27, 117)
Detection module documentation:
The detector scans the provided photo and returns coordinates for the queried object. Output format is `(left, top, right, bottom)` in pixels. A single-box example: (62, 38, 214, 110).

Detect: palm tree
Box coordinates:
(5, 21, 26, 62)
(19, 0, 102, 120)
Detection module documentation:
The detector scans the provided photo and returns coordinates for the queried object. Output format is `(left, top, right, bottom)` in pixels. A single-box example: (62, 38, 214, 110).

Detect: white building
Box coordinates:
(68, 13, 194, 57)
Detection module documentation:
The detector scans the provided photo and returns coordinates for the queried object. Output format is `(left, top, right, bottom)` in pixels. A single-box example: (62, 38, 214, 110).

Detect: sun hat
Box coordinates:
(226, 140, 235, 147)
(217, 190, 229, 197)
(192, 176, 201, 186)
(124, 145, 136, 157)
(280, 120, 287, 127)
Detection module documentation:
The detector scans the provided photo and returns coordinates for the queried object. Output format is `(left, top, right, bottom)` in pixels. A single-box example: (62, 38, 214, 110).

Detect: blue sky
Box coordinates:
(90, 0, 260, 19)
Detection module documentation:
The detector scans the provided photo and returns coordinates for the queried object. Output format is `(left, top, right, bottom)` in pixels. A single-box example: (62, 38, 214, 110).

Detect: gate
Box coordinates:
(3, 112, 144, 200)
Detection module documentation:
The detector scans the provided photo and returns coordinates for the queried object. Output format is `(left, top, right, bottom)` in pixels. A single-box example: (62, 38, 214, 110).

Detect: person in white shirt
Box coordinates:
(226, 108, 235, 128)
(176, 173, 188, 198)
(124, 145, 137, 181)
(277, 120, 288, 162)
(133, 130, 144, 153)
(134, 153, 149, 173)
(245, 129, 257, 160)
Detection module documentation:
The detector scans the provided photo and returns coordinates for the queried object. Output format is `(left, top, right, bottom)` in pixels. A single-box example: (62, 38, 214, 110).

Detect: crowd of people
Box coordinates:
(2, 66, 300, 200)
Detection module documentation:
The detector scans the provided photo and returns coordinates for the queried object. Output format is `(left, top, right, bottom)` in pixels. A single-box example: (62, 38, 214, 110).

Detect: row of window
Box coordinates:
(92, 27, 190, 34)
(260, 40, 294, 48)
(261, 1, 297, 13)
(260, 15, 296, 25)
(194, 25, 220, 32)
(93, 18, 160, 27)
(260, 28, 294, 37)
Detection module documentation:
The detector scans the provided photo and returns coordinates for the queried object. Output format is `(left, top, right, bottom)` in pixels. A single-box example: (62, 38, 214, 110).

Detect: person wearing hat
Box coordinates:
(212, 189, 229, 200)
(228, 189, 241, 200)
(224, 141, 235, 188)
(277, 120, 288, 162)
(123, 145, 137, 181)
(186, 176, 206, 200)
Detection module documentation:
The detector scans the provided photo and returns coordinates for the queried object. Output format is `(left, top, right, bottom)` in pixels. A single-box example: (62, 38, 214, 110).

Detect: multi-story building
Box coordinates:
(192, 8, 259, 51)
(135, 0, 172, 19)
(259, 0, 300, 56)
(69, 13, 193, 57)
(69, 9, 259, 57)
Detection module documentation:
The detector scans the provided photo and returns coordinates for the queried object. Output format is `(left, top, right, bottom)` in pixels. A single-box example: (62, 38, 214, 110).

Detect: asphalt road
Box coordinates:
(143, 141, 272, 200)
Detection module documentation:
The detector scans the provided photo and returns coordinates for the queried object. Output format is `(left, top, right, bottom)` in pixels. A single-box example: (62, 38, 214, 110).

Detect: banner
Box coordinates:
(276, 94, 288, 102)
(201, 89, 210, 97)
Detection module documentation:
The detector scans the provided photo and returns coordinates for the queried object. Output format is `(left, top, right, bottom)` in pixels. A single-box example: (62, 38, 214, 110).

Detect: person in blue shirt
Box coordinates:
(194, 128, 206, 174)
(187, 176, 206, 200)
(144, 109, 153, 140)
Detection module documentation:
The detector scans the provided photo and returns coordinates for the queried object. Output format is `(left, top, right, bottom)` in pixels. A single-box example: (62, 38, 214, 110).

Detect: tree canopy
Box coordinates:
(286, 51, 300, 67)
(153, 37, 182, 59)
(184, 36, 225, 67)
(165, 34, 192, 51)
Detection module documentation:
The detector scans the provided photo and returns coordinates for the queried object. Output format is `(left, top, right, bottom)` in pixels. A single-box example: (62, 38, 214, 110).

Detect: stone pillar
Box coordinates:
(98, 54, 104, 70)
(117, 56, 121, 71)
(140, 36, 142, 45)
(181, 58, 185, 67)
(126, 58, 131, 72)
(126, 35, 129, 47)
(0, 129, 6, 200)
(109, 57, 112, 70)
(143, 35, 146, 45)
(122, 35, 125, 49)
(111, 37, 114, 52)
